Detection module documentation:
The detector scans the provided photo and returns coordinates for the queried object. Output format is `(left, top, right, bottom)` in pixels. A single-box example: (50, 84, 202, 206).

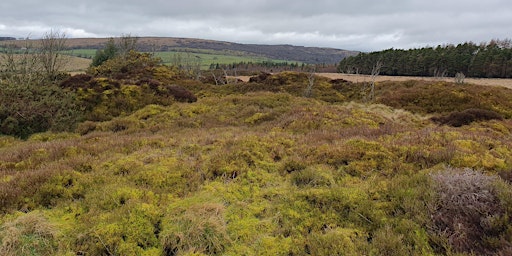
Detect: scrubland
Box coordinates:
(1, 60, 512, 255)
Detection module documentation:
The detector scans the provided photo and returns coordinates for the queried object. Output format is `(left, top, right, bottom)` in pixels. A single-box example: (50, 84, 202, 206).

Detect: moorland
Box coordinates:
(1, 36, 512, 255)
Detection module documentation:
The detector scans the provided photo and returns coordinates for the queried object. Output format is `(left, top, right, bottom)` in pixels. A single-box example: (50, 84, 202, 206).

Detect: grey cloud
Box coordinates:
(1, 0, 511, 51)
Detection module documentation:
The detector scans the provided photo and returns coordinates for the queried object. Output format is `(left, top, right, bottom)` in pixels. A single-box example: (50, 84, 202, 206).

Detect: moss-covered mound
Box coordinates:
(1, 88, 512, 255)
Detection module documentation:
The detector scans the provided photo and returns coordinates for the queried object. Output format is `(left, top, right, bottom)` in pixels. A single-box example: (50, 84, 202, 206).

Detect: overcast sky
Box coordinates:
(1, 0, 510, 51)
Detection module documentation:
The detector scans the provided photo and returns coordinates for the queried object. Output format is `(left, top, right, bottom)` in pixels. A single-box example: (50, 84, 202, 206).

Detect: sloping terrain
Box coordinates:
(2, 37, 358, 64)
(2, 47, 512, 255)
(1, 70, 512, 255)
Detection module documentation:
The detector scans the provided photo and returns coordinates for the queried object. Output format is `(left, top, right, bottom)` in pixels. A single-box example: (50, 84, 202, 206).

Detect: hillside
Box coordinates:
(1, 51, 512, 255)
(2, 37, 358, 64)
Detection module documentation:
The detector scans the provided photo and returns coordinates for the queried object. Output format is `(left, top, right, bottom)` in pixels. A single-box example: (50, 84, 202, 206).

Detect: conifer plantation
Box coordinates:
(339, 39, 512, 78)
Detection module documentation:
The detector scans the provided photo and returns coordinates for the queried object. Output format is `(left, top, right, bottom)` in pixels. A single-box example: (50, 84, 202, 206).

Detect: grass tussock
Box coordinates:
(0, 211, 57, 255)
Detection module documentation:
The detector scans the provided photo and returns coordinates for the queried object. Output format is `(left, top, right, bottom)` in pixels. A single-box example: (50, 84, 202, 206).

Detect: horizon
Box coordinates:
(1, 0, 511, 52)
(2, 35, 509, 53)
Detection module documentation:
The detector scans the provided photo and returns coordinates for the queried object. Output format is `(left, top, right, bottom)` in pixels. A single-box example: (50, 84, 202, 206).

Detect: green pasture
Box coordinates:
(62, 49, 96, 59)
(61, 49, 298, 70)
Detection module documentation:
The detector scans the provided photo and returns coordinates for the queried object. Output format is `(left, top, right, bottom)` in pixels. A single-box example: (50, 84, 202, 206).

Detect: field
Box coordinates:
(154, 51, 295, 69)
(0, 53, 92, 73)
(61, 49, 296, 71)
(235, 73, 512, 90)
(321, 73, 512, 89)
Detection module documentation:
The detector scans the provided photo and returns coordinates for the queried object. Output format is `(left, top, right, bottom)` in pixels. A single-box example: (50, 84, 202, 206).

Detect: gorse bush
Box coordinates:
(0, 82, 82, 139)
(1, 42, 196, 138)
(88, 50, 179, 82)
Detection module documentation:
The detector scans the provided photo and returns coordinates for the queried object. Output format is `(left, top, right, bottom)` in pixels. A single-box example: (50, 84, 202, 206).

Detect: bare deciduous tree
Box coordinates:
(1, 38, 42, 85)
(369, 60, 382, 101)
(39, 30, 68, 81)
(304, 65, 316, 97)
(433, 68, 447, 79)
(117, 34, 138, 58)
(193, 55, 202, 81)
(455, 72, 465, 84)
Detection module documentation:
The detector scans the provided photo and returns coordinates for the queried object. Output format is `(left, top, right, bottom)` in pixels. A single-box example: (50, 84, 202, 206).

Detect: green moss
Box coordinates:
(291, 165, 335, 188)
(1, 73, 512, 254)
(305, 227, 363, 256)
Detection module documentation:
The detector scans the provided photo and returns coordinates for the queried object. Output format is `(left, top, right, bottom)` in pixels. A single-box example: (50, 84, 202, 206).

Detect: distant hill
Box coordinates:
(0, 37, 16, 41)
(63, 37, 359, 64)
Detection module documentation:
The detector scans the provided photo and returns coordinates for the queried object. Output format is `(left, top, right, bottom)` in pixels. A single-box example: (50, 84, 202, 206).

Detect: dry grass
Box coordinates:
(162, 203, 230, 255)
(0, 211, 57, 255)
(320, 73, 512, 89)
(0, 53, 91, 73)
(61, 55, 91, 72)
(235, 72, 512, 90)
(430, 168, 506, 255)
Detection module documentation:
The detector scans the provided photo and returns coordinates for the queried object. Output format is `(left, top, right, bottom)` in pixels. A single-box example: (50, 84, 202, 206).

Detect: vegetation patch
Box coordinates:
(431, 108, 503, 127)
(430, 168, 512, 255)
(2, 38, 512, 255)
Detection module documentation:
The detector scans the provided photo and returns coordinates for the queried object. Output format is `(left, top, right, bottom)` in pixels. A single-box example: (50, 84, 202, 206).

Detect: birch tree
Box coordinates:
(39, 30, 68, 81)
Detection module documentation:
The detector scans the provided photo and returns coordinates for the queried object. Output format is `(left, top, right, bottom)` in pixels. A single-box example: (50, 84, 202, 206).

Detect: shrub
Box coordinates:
(370, 225, 410, 256)
(248, 72, 271, 83)
(91, 38, 118, 67)
(88, 50, 163, 80)
(243, 72, 345, 102)
(431, 108, 503, 127)
(35, 170, 83, 207)
(305, 227, 362, 255)
(280, 157, 307, 175)
(69, 183, 163, 254)
(165, 85, 198, 103)
(59, 73, 93, 89)
(0, 83, 82, 138)
(75, 121, 98, 135)
(430, 168, 510, 255)
(0, 168, 58, 213)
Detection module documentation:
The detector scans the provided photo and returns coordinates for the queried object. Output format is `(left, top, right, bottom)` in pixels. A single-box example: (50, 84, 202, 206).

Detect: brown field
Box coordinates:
(318, 73, 512, 89)
(0, 54, 92, 73)
(235, 73, 512, 89)
(62, 55, 92, 72)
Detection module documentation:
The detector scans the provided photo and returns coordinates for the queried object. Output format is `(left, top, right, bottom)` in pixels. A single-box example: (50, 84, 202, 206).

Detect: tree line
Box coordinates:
(338, 39, 512, 78)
